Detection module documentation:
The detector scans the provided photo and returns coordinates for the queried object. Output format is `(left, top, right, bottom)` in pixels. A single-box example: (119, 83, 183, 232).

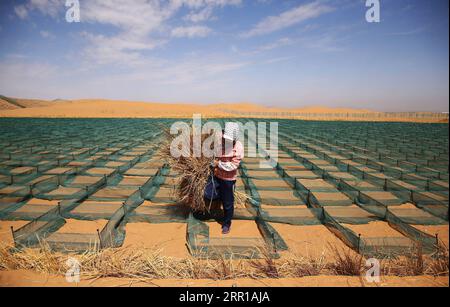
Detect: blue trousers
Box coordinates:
(216, 177, 236, 228)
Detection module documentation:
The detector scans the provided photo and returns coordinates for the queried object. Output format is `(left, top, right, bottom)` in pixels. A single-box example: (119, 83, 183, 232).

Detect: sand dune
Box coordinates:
(12, 98, 56, 108)
(0, 97, 371, 118)
(0, 98, 19, 111)
(0, 96, 447, 123)
(0, 96, 56, 110)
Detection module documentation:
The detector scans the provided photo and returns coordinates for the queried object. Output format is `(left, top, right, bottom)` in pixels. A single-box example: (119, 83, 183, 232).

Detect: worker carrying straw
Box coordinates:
(207, 122, 244, 235)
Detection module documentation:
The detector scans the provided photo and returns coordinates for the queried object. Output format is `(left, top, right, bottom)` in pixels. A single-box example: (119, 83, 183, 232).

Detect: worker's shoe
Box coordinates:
(222, 225, 231, 235)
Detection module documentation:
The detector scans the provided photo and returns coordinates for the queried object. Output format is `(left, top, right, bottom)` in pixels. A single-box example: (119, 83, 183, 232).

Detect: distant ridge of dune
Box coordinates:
(0, 95, 447, 123)
(0, 95, 56, 110)
(0, 95, 25, 109)
(0, 98, 18, 111)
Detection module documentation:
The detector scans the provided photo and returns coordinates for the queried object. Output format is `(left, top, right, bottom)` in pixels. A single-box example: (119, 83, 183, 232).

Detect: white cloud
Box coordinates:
(0, 58, 59, 98)
(29, 0, 63, 18)
(40, 30, 55, 39)
(179, 0, 241, 8)
(182, 0, 241, 22)
(184, 6, 214, 22)
(259, 37, 294, 51)
(14, 0, 64, 20)
(299, 34, 344, 52)
(81, 32, 165, 66)
(387, 27, 426, 36)
(0, 59, 57, 79)
(0, 53, 249, 101)
(12, 0, 241, 66)
(263, 56, 294, 64)
(78, 0, 178, 65)
(14, 5, 29, 19)
(241, 1, 333, 38)
(235, 37, 295, 56)
(171, 26, 212, 38)
(91, 57, 250, 87)
(82, 0, 171, 36)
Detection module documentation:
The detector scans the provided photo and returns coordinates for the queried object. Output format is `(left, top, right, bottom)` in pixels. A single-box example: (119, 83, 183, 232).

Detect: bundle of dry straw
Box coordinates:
(158, 128, 250, 213)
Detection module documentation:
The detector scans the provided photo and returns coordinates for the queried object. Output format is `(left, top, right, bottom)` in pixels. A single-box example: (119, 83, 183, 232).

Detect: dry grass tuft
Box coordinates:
(0, 241, 66, 275)
(1, 242, 448, 281)
(426, 244, 449, 277)
(250, 248, 280, 278)
(379, 244, 449, 277)
(405, 244, 424, 276)
(327, 245, 363, 276)
(285, 253, 327, 277)
(0, 242, 256, 281)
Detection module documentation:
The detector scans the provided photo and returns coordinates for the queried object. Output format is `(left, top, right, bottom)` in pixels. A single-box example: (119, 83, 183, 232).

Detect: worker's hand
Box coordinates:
(212, 159, 219, 167)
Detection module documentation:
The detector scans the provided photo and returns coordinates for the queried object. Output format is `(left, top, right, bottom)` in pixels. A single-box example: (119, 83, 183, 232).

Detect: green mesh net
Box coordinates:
(1, 118, 447, 258)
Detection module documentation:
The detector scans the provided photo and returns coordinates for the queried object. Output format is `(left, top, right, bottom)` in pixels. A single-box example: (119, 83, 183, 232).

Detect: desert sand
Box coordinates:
(0, 99, 18, 111)
(342, 221, 404, 238)
(412, 225, 449, 247)
(0, 98, 370, 118)
(0, 221, 29, 245)
(270, 223, 356, 260)
(0, 96, 447, 123)
(56, 219, 108, 234)
(123, 222, 189, 258)
(0, 96, 56, 109)
(208, 220, 262, 238)
(0, 95, 447, 288)
(0, 270, 447, 287)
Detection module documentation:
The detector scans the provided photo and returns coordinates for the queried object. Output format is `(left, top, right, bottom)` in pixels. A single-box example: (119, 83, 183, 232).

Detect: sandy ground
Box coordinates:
(0, 96, 447, 286)
(412, 225, 449, 247)
(119, 176, 151, 186)
(0, 99, 17, 110)
(123, 222, 189, 258)
(70, 200, 124, 217)
(0, 97, 55, 109)
(258, 190, 300, 202)
(0, 99, 373, 118)
(251, 179, 292, 189)
(270, 223, 356, 260)
(0, 97, 446, 123)
(364, 192, 400, 201)
(298, 179, 334, 189)
(12, 198, 60, 217)
(260, 205, 308, 210)
(91, 187, 138, 199)
(313, 192, 352, 202)
(342, 221, 404, 238)
(0, 270, 447, 287)
(393, 203, 421, 209)
(0, 221, 30, 245)
(25, 198, 60, 206)
(208, 220, 262, 238)
(56, 219, 108, 234)
(47, 187, 82, 196)
(325, 205, 376, 218)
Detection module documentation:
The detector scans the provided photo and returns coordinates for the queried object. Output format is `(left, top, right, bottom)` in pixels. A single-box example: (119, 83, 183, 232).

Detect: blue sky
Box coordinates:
(0, 0, 448, 112)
